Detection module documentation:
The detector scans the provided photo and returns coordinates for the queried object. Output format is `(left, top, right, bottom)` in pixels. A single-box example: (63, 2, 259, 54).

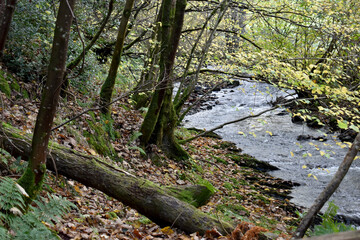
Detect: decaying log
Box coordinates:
(0, 123, 234, 235)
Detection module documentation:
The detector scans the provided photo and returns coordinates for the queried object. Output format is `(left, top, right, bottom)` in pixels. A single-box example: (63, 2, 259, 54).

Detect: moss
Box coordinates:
(0, 70, 11, 96)
(216, 203, 250, 217)
(223, 182, 233, 190)
(17, 164, 46, 201)
(227, 153, 278, 171)
(214, 141, 237, 150)
(166, 185, 213, 207)
(83, 114, 118, 160)
(212, 155, 228, 164)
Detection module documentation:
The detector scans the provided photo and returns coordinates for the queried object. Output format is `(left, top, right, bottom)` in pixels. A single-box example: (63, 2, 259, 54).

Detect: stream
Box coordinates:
(183, 79, 360, 224)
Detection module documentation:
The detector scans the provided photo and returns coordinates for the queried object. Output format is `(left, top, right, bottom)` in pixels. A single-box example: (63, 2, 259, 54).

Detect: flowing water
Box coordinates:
(183, 80, 360, 223)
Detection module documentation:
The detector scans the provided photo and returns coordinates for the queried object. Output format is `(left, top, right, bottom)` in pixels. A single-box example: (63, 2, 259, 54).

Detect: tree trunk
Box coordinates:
(293, 132, 360, 238)
(17, 0, 76, 200)
(174, 0, 229, 119)
(140, 0, 189, 160)
(0, 0, 17, 59)
(99, 0, 135, 114)
(0, 123, 234, 235)
(131, 9, 162, 110)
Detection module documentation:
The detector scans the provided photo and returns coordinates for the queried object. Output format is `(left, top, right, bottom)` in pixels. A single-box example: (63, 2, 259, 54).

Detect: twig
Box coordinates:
(216, 211, 230, 236)
(195, 158, 225, 173)
(51, 90, 132, 131)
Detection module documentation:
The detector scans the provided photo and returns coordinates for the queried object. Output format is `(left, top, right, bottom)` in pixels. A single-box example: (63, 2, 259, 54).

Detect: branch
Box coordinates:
(180, 105, 280, 144)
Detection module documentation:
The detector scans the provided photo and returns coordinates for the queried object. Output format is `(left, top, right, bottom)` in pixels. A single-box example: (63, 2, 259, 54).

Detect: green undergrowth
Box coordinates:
(83, 112, 121, 161)
(0, 69, 22, 97)
(308, 201, 355, 237)
(0, 150, 76, 240)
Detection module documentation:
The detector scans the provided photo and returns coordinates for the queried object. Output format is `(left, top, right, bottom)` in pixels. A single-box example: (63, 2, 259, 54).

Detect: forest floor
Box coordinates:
(0, 77, 303, 239)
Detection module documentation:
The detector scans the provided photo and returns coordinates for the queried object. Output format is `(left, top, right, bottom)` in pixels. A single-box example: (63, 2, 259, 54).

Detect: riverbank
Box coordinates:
(184, 79, 360, 226)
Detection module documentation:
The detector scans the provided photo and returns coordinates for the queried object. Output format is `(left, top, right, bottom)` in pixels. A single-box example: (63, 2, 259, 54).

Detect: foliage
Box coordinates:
(0, 177, 76, 239)
(83, 112, 120, 159)
(309, 201, 355, 236)
(4, 0, 55, 82)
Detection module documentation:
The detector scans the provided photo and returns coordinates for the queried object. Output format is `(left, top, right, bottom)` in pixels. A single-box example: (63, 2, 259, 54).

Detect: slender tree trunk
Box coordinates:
(60, 0, 115, 96)
(174, 0, 229, 119)
(0, 0, 17, 59)
(17, 0, 76, 200)
(293, 132, 360, 238)
(99, 0, 135, 114)
(140, 0, 189, 160)
(131, 9, 162, 109)
(0, 123, 234, 235)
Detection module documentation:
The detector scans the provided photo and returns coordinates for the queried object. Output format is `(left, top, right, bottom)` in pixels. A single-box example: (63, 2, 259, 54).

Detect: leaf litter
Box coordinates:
(0, 89, 302, 239)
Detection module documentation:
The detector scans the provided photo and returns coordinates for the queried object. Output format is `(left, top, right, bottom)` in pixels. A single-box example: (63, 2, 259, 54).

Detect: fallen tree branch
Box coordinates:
(180, 105, 279, 143)
(0, 122, 234, 235)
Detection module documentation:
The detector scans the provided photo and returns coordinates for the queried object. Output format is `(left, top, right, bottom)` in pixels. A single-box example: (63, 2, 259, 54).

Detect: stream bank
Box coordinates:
(184, 79, 360, 225)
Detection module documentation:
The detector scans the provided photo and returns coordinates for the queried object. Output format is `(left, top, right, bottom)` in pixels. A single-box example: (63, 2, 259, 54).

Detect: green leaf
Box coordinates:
(337, 120, 348, 129)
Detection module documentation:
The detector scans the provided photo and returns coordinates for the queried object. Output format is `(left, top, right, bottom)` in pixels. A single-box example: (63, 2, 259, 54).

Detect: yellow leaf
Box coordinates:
(168, 164, 177, 169)
(74, 185, 83, 195)
(238, 131, 245, 135)
(302, 165, 307, 169)
(320, 151, 325, 156)
(313, 175, 318, 180)
(307, 173, 312, 177)
(88, 149, 97, 156)
(161, 226, 174, 235)
(266, 131, 273, 136)
(308, 153, 312, 157)
(290, 151, 294, 157)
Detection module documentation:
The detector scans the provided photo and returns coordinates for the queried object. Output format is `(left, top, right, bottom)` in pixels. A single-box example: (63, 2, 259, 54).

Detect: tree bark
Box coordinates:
(140, 0, 189, 160)
(99, 0, 135, 114)
(293, 132, 360, 238)
(0, 0, 17, 59)
(17, 0, 76, 200)
(0, 123, 234, 235)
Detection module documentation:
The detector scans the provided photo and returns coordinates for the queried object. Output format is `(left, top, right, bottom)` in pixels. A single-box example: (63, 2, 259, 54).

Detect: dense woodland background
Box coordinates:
(0, 0, 360, 239)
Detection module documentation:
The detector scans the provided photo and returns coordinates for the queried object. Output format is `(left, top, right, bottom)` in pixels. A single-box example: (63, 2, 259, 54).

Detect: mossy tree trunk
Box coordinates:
(0, 0, 17, 59)
(140, 0, 189, 160)
(60, 0, 115, 97)
(99, 0, 135, 114)
(17, 0, 76, 201)
(0, 123, 234, 235)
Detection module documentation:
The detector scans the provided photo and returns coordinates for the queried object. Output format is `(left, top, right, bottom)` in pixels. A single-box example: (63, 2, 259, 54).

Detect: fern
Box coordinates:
(0, 177, 26, 213)
(309, 201, 355, 236)
(31, 193, 76, 223)
(0, 177, 77, 239)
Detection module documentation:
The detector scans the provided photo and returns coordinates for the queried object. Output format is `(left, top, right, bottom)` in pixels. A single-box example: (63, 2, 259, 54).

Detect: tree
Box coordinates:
(99, 0, 135, 114)
(0, 0, 17, 58)
(139, 0, 188, 160)
(17, 0, 76, 201)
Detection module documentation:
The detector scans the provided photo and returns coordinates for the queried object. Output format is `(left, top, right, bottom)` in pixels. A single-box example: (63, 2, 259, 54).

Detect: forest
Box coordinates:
(0, 0, 360, 239)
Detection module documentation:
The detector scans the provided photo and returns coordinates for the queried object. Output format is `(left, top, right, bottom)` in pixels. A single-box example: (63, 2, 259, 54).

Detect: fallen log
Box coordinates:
(0, 123, 234, 235)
